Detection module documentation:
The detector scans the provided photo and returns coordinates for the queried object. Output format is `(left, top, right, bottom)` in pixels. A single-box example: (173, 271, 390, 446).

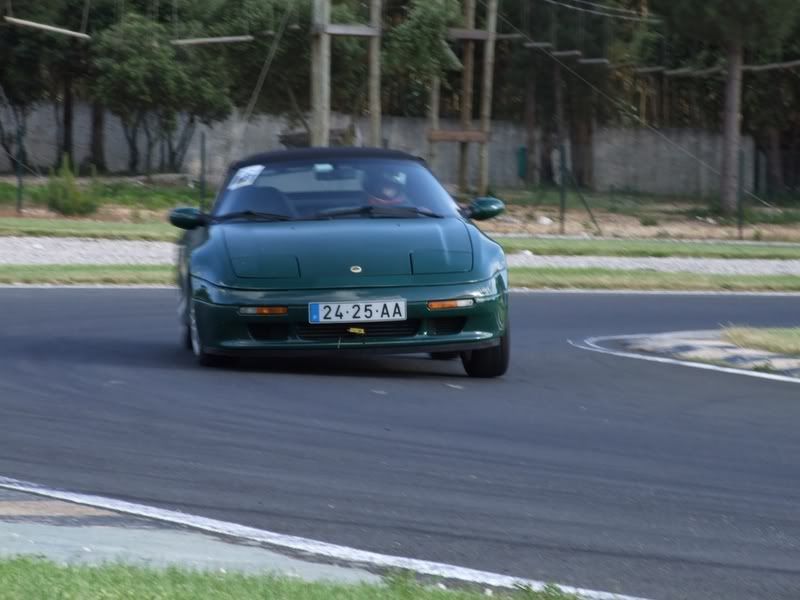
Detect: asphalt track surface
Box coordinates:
(0, 289, 798, 600)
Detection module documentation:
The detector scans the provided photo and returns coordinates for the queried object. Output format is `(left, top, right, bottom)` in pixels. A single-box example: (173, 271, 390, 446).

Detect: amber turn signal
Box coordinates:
(427, 298, 475, 311)
(239, 306, 289, 316)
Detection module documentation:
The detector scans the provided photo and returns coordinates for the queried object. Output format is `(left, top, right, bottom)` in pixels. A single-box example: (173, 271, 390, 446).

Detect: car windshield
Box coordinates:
(213, 158, 461, 221)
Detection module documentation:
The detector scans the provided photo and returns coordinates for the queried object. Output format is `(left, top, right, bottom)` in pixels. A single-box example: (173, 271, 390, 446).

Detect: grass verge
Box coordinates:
(0, 218, 178, 241)
(496, 237, 800, 260)
(0, 265, 174, 285)
(509, 268, 800, 292)
(0, 558, 576, 600)
(3, 264, 800, 292)
(724, 327, 800, 355)
(0, 180, 199, 211)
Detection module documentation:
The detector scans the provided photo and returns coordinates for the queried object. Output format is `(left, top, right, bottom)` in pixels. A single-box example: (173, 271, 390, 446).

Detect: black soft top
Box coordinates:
(230, 147, 424, 171)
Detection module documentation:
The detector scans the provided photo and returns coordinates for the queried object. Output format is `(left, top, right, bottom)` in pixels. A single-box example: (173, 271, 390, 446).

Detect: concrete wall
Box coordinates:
(181, 110, 528, 190)
(2, 101, 752, 196)
(592, 127, 755, 196)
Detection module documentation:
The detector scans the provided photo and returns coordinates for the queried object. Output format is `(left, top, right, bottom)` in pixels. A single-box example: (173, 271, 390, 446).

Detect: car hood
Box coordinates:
(219, 218, 474, 288)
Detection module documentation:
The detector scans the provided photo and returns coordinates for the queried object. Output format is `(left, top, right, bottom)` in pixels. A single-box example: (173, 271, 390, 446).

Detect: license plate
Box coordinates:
(309, 300, 407, 324)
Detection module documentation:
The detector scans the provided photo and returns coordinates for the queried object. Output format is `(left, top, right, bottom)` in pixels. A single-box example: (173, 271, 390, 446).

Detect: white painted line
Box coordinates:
(570, 334, 800, 385)
(511, 288, 800, 297)
(0, 284, 176, 290)
(0, 476, 650, 600)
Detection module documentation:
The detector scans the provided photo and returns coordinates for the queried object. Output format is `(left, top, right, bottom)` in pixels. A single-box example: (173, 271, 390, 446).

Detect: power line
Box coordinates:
(224, 0, 296, 166)
(484, 0, 772, 207)
(242, 2, 294, 124)
(540, 0, 661, 24)
(567, 0, 649, 18)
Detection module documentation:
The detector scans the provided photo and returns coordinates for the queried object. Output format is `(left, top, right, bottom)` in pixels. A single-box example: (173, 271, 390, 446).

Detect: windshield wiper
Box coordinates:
(312, 205, 444, 220)
(213, 210, 293, 223)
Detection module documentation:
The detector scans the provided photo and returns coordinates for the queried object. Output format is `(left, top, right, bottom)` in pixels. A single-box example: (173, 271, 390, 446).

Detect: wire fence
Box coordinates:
(3, 108, 800, 242)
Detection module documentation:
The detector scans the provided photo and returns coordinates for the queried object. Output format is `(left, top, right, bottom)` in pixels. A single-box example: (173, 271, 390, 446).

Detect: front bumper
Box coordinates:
(191, 275, 508, 356)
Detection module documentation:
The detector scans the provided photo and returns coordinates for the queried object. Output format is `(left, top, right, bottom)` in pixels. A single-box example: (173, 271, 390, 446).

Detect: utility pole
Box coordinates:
(368, 0, 382, 147)
(428, 76, 441, 168)
(478, 0, 497, 195)
(429, 3, 503, 192)
(458, 0, 476, 192)
(311, 0, 382, 147)
(311, 0, 332, 147)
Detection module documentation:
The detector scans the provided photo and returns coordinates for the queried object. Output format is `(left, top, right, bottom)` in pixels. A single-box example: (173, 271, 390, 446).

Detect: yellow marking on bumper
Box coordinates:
(347, 327, 366, 336)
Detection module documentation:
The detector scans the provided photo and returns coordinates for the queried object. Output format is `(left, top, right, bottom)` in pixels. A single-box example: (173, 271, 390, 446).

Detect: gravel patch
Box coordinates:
(507, 253, 800, 276)
(4, 237, 800, 276)
(0, 237, 175, 265)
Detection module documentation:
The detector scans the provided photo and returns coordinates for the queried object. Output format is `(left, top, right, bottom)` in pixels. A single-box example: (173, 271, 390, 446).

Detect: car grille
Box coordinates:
(429, 317, 467, 336)
(248, 324, 290, 341)
(296, 320, 421, 341)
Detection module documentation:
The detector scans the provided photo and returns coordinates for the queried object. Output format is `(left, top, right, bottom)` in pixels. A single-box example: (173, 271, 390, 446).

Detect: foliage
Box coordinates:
(651, 0, 799, 52)
(42, 155, 98, 216)
(386, 0, 462, 82)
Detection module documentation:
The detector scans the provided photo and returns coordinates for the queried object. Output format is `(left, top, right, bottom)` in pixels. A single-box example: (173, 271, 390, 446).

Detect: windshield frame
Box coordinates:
(211, 156, 463, 222)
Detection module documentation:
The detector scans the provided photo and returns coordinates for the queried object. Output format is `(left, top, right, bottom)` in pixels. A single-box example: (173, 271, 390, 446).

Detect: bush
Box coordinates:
(45, 155, 98, 216)
(639, 216, 659, 227)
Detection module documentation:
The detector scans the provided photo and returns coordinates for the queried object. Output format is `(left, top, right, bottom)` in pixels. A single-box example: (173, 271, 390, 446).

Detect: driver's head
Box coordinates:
(364, 169, 405, 205)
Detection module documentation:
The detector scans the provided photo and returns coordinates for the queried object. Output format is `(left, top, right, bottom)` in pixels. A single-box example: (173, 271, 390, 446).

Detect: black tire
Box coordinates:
(461, 333, 510, 378)
(430, 352, 459, 361)
(188, 296, 225, 367)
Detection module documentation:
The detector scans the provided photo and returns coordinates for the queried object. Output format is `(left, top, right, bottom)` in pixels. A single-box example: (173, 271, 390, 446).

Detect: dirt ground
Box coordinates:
(3, 198, 800, 242)
(478, 204, 800, 242)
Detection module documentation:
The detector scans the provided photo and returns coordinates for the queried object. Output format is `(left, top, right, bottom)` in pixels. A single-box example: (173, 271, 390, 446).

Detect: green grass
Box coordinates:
(497, 237, 800, 260)
(4, 264, 800, 292)
(0, 217, 178, 241)
(0, 265, 174, 285)
(0, 180, 199, 211)
(86, 180, 199, 210)
(724, 327, 800, 355)
(509, 267, 800, 292)
(5, 215, 800, 259)
(0, 558, 576, 600)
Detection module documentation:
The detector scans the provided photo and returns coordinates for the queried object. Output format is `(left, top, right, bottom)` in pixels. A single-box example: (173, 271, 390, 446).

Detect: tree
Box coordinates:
(219, 0, 366, 134)
(165, 46, 233, 171)
(92, 14, 186, 173)
(0, 2, 60, 168)
(652, 0, 800, 214)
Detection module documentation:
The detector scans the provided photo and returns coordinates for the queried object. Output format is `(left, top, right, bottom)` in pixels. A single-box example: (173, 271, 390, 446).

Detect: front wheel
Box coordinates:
(188, 298, 225, 367)
(461, 333, 510, 378)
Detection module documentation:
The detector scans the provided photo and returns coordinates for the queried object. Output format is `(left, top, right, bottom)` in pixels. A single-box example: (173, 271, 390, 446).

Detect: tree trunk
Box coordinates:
(767, 127, 784, 195)
(122, 121, 140, 174)
(142, 118, 154, 176)
(62, 72, 74, 169)
(90, 102, 107, 172)
(524, 73, 538, 185)
(720, 37, 744, 216)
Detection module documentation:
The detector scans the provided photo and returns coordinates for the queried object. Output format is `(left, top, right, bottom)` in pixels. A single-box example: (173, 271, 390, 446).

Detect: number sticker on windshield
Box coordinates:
(228, 165, 265, 190)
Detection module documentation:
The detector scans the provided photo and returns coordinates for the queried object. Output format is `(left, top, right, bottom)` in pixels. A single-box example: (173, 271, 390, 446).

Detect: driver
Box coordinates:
(364, 169, 408, 206)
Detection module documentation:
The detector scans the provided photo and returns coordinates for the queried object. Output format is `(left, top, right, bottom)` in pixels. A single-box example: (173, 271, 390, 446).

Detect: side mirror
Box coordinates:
(468, 197, 505, 221)
(169, 207, 207, 230)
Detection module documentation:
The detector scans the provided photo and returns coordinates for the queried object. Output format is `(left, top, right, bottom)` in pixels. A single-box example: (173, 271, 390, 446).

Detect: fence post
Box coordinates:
(559, 143, 567, 235)
(200, 131, 207, 211)
(15, 125, 23, 214)
(737, 147, 745, 241)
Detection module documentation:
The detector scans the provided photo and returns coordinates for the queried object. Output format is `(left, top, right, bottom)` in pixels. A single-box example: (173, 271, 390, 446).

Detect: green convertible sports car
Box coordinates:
(170, 147, 509, 377)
